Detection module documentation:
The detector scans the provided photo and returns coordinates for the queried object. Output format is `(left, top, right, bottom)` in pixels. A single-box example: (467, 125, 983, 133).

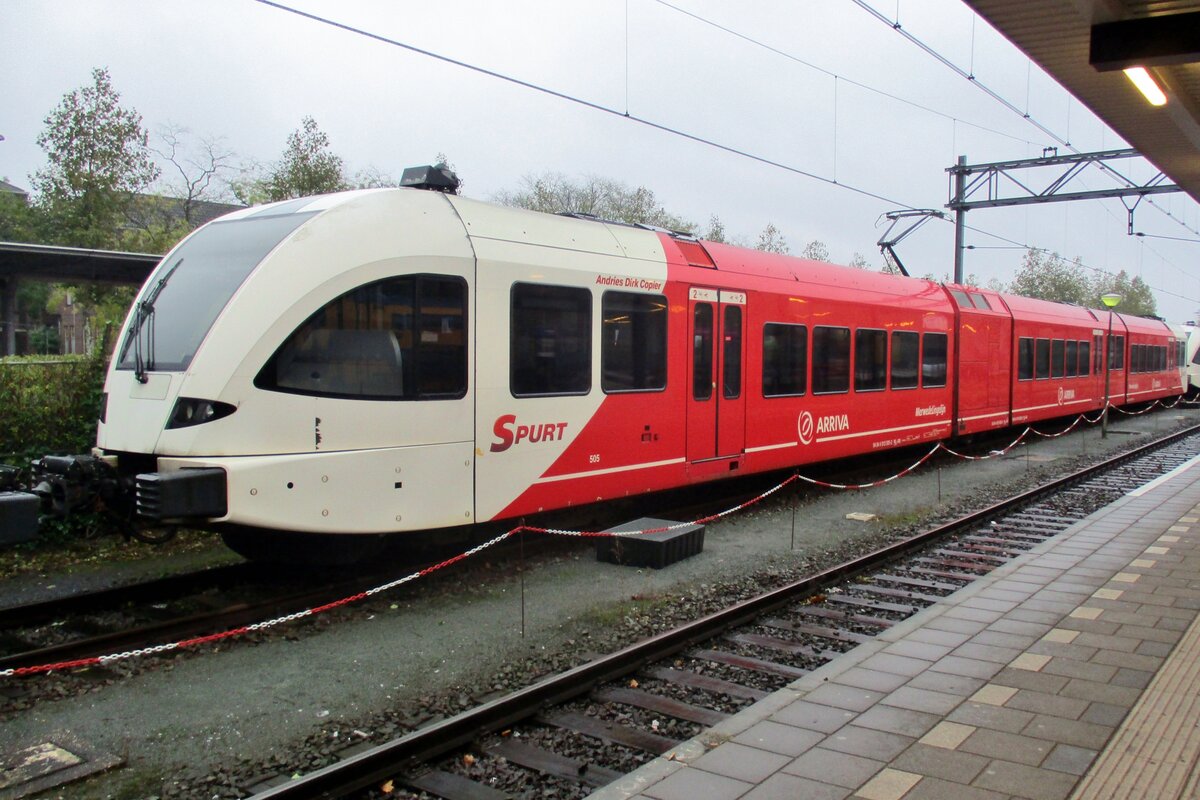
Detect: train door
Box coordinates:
(686, 287, 746, 462)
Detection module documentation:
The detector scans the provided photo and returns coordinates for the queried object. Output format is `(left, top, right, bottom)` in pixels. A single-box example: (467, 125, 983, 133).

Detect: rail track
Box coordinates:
(242, 422, 1200, 799)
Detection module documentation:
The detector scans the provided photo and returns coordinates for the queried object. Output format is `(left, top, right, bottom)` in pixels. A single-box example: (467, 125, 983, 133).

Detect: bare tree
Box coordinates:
(152, 123, 237, 226)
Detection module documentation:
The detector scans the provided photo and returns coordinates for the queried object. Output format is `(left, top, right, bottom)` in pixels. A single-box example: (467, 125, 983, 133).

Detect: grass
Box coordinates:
(0, 527, 236, 581)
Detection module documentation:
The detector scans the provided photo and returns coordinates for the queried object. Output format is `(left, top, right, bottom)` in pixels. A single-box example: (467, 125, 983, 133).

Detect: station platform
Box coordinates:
(593, 452, 1200, 800)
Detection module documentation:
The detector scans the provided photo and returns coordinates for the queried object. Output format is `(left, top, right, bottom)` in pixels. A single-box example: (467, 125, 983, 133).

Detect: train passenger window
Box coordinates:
(1109, 335, 1125, 370)
(693, 304, 713, 401)
(1131, 344, 1142, 374)
(1051, 340, 1065, 378)
(969, 293, 992, 310)
(812, 326, 851, 394)
(1017, 338, 1034, 381)
(949, 290, 972, 309)
(1160, 346, 1168, 371)
(256, 275, 467, 400)
(922, 333, 948, 388)
(890, 331, 919, 389)
(854, 329, 887, 392)
(1079, 341, 1091, 377)
(1035, 339, 1050, 379)
(1065, 341, 1077, 377)
(723, 305, 742, 399)
(602, 292, 667, 393)
(511, 283, 591, 396)
(762, 323, 807, 397)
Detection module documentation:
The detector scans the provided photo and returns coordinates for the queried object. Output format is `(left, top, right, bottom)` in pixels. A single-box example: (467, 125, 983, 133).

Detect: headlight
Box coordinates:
(166, 397, 237, 429)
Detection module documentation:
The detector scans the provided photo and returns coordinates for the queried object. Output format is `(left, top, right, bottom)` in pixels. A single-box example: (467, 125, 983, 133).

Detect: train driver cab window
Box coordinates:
(512, 283, 592, 396)
(812, 326, 851, 394)
(602, 291, 667, 393)
(1017, 337, 1034, 381)
(256, 275, 467, 400)
(890, 331, 919, 389)
(762, 323, 807, 396)
(854, 329, 887, 392)
(922, 332, 948, 388)
(1035, 338, 1051, 379)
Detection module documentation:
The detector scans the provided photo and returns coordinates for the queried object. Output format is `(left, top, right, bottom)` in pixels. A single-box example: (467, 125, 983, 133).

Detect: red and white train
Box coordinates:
(82, 180, 1184, 557)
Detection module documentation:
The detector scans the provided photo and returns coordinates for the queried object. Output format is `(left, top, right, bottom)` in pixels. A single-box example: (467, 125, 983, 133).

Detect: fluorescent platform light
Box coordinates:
(1123, 67, 1167, 106)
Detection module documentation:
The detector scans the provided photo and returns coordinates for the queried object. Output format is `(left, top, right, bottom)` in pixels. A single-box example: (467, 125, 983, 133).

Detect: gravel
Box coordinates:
(1, 409, 1196, 799)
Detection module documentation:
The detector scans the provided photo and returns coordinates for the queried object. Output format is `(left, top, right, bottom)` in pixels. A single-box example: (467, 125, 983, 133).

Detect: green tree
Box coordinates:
(495, 173, 694, 231)
(29, 67, 159, 248)
(1089, 270, 1157, 317)
(801, 240, 828, 261)
(848, 251, 870, 269)
(756, 223, 790, 254)
(703, 214, 727, 244)
(265, 116, 347, 201)
(1007, 249, 1090, 306)
(0, 190, 42, 242)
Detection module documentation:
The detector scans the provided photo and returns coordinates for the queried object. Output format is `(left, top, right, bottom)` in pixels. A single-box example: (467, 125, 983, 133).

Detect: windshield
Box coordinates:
(117, 211, 315, 372)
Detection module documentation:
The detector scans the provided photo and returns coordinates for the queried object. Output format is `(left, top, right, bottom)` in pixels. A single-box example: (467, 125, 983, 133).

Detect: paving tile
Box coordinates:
(823, 725, 915, 761)
(900, 776, 1009, 800)
(1040, 657, 1117, 683)
(972, 758, 1078, 800)
(804, 683, 886, 712)
(908, 628, 973, 648)
(772, 700, 857, 734)
(990, 666, 1068, 694)
(1068, 606, 1104, 620)
(891, 742, 991, 783)
(1092, 588, 1124, 600)
(1080, 701, 1129, 727)
(1025, 640, 1100, 661)
(881, 686, 963, 716)
(1089, 649, 1163, 672)
(882, 639, 954, 662)
(1007, 607, 1071, 625)
(1041, 628, 1079, 643)
(643, 765, 754, 800)
(925, 616, 989, 636)
(691, 742, 791, 783)
(784, 747, 885, 788)
(927, 655, 1003, 680)
(1115, 624, 1184, 645)
(969, 630, 1038, 650)
(918, 721, 975, 750)
(1070, 631, 1141, 652)
(1058, 677, 1141, 707)
(1021, 714, 1113, 750)
(944, 606, 1006, 624)
(1003, 688, 1089, 720)
(1136, 639, 1176, 658)
(835, 667, 913, 694)
(969, 684, 1018, 706)
(1008, 653, 1053, 673)
(953, 642, 1024, 664)
(853, 705, 941, 738)
(742, 773, 850, 800)
(947, 703, 1035, 734)
(906, 669, 985, 697)
(1040, 743, 1099, 776)
(732, 720, 825, 756)
(1110, 667, 1154, 689)
(958, 727, 1053, 766)
(855, 768, 922, 800)
(857, 653, 931, 678)
(986, 618, 1053, 638)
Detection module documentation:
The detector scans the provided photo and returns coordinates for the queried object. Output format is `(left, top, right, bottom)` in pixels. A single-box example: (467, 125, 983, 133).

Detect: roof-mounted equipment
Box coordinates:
(400, 164, 461, 194)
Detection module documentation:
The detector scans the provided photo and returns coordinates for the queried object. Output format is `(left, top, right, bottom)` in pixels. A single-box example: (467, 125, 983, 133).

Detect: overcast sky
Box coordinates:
(3, 0, 1199, 322)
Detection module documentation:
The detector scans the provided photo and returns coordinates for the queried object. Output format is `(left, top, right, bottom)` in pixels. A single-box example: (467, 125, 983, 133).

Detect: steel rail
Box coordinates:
(248, 422, 1200, 799)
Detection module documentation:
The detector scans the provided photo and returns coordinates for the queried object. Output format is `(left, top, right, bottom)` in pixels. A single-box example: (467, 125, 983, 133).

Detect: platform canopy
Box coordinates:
(0, 241, 159, 286)
(961, 1, 1200, 204)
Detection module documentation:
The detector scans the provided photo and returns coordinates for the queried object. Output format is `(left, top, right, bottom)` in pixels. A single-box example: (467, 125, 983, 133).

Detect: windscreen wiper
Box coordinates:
(127, 257, 183, 384)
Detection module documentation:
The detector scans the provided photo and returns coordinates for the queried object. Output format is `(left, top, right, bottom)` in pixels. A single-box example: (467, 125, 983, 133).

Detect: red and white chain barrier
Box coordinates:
(3, 396, 1183, 678)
